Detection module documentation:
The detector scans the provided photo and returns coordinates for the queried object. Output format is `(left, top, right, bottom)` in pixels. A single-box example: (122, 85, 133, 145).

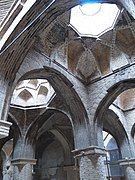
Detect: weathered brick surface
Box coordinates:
(0, 0, 135, 179)
(79, 155, 106, 180)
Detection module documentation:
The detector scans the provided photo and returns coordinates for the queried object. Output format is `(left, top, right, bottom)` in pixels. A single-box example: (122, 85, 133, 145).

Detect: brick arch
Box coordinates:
(27, 108, 75, 167)
(18, 68, 88, 126)
(49, 129, 72, 164)
(131, 123, 135, 138)
(95, 79, 135, 125)
(18, 67, 91, 149)
(7, 49, 88, 126)
(8, 112, 21, 137)
(103, 109, 133, 158)
(25, 108, 66, 141)
(25, 108, 76, 150)
(103, 109, 128, 145)
(0, 149, 6, 178)
(26, 107, 73, 136)
(1, 149, 7, 162)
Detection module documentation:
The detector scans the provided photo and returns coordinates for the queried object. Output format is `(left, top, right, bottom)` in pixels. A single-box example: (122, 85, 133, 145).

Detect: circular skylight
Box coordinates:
(70, 3, 120, 37)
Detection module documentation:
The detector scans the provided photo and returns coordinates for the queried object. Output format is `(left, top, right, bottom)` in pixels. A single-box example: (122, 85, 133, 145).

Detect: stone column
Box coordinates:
(0, 120, 12, 139)
(12, 158, 36, 180)
(12, 135, 37, 180)
(73, 146, 106, 180)
(64, 165, 79, 180)
(119, 158, 135, 180)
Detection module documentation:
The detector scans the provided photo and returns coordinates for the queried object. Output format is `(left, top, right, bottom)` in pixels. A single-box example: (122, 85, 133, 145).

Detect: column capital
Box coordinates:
(11, 158, 37, 165)
(0, 120, 12, 139)
(72, 146, 106, 158)
(11, 158, 37, 172)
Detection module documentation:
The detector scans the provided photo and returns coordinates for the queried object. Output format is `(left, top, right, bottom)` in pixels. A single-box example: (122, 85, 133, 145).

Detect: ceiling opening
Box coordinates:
(70, 3, 120, 37)
(11, 79, 55, 108)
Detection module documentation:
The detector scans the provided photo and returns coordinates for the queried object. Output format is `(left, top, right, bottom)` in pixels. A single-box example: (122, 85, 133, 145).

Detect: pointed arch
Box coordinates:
(38, 86, 48, 96)
(18, 89, 33, 101)
(102, 109, 133, 158)
(131, 123, 135, 138)
(25, 107, 73, 142)
(95, 79, 135, 124)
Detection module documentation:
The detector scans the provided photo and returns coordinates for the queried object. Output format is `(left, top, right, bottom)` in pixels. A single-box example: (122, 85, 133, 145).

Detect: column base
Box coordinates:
(0, 120, 12, 139)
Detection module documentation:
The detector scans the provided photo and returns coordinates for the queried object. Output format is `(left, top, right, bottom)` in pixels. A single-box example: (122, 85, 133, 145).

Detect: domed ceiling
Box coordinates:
(35, 3, 135, 83)
(70, 3, 120, 37)
(0, 1, 135, 86)
(11, 79, 55, 108)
